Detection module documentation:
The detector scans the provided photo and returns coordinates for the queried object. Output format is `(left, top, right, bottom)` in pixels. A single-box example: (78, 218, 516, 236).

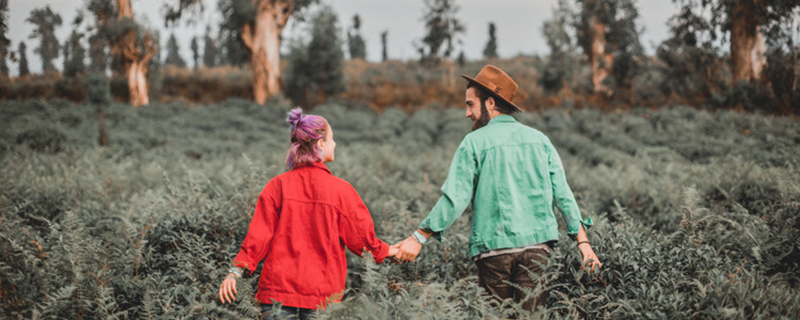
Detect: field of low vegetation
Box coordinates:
(1, 99, 799, 319)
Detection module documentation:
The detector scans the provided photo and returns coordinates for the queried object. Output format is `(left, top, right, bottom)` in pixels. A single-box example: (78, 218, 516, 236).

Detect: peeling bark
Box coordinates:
(117, 0, 132, 20)
(588, 17, 613, 95)
(730, 2, 765, 83)
(114, 0, 156, 107)
(242, 0, 294, 105)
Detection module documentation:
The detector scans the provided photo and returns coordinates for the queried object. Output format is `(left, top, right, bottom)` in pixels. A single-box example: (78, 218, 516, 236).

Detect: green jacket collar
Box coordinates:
(488, 114, 516, 125)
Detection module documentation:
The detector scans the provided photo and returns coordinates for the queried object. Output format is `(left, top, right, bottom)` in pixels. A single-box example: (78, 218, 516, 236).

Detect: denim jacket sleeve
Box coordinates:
(419, 136, 477, 242)
(545, 137, 592, 240)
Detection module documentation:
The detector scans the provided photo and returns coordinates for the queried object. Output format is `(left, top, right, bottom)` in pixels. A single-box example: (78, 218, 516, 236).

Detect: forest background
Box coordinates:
(1, 0, 800, 319)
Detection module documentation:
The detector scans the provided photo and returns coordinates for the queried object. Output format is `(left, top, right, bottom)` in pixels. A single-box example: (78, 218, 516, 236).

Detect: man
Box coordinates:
(391, 65, 601, 313)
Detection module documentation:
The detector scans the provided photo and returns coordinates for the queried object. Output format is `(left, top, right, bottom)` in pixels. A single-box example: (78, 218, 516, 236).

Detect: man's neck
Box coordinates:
(487, 109, 503, 120)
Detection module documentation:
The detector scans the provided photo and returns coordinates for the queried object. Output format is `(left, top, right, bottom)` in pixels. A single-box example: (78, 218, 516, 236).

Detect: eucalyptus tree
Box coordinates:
(483, 22, 498, 59)
(285, 5, 344, 107)
(381, 30, 388, 62)
(26, 5, 62, 72)
(202, 26, 218, 67)
(0, 0, 10, 77)
(165, 0, 317, 105)
(347, 14, 366, 60)
(541, 0, 580, 94)
(679, 0, 800, 83)
(418, 0, 465, 65)
(573, 0, 642, 95)
(190, 36, 199, 69)
(62, 12, 87, 77)
(87, 0, 158, 107)
(165, 33, 186, 67)
(18, 41, 29, 77)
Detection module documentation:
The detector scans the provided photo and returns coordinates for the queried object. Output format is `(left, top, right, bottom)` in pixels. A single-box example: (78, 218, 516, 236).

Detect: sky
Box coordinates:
(5, 0, 676, 75)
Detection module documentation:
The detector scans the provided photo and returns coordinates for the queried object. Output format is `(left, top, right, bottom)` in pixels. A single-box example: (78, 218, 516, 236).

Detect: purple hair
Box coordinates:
(285, 107, 328, 170)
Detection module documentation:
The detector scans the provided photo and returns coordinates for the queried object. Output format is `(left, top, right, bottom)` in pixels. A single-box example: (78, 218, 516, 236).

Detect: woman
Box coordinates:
(218, 108, 397, 319)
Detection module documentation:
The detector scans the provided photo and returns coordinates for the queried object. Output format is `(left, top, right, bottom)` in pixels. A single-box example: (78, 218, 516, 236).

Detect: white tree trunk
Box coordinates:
(116, 0, 155, 107)
(730, 2, 764, 83)
(127, 60, 149, 107)
(243, 0, 292, 105)
(589, 17, 612, 95)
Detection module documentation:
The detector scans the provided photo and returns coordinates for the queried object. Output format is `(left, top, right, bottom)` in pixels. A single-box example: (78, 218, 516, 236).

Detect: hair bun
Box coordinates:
(286, 107, 304, 127)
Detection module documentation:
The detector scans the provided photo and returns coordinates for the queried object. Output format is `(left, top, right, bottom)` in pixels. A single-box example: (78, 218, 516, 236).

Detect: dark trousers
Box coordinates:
(475, 247, 549, 314)
(260, 303, 316, 320)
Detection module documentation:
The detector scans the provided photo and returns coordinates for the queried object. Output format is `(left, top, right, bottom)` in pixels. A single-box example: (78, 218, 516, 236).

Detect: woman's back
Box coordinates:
(233, 162, 388, 309)
(220, 108, 392, 312)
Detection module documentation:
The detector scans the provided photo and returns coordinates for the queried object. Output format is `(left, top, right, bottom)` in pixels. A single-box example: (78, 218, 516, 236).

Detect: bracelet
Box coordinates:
(228, 267, 242, 278)
(412, 230, 428, 245)
(576, 241, 590, 247)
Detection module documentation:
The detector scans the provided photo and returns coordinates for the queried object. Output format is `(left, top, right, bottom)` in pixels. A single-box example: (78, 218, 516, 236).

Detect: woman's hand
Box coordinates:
(219, 273, 239, 304)
(391, 236, 422, 262)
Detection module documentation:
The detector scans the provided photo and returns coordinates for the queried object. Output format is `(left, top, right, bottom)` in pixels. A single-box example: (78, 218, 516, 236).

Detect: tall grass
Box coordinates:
(1, 99, 798, 319)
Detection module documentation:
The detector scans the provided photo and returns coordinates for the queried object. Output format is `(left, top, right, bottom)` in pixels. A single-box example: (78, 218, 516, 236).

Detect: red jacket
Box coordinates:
(232, 162, 389, 309)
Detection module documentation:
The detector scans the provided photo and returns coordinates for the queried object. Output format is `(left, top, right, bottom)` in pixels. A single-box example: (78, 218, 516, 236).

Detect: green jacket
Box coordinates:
(419, 115, 592, 257)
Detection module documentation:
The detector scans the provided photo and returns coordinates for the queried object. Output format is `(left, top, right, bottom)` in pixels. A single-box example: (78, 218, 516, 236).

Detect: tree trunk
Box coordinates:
(127, 60, 149, 106)
(242, 0, 293, 105)
(589, 17, 613, 95)
(117, 0, 132, 20)
(730, 2, 765, 83)
(115, 0, 156, 107)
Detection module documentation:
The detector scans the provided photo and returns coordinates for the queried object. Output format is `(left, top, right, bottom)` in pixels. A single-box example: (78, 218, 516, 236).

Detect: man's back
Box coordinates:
(457, 115, 572, 256)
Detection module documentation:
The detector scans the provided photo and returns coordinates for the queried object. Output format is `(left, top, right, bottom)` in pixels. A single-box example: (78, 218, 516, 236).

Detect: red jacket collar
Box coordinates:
(307, 162, 331, 174)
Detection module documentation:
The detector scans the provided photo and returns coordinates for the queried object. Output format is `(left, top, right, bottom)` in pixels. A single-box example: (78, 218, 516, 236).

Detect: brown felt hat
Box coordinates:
(461, 65, 522, 112)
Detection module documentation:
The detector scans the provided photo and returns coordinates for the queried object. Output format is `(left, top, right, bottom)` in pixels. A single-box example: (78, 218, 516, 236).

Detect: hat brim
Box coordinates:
(461, 74, 523, 112)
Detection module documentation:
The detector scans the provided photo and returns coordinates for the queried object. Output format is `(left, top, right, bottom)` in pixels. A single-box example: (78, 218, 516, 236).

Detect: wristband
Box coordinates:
(576, 241, 590, 247)
(412, 230, 428, 245)
(228, 267, 242, 278)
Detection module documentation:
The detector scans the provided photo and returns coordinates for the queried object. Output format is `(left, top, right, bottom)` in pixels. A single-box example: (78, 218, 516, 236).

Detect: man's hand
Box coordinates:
(578, 243, 602, 272)
(219, 273, 238, 304)
(392, 236, 422, 262)
(576, 225, 602, 272)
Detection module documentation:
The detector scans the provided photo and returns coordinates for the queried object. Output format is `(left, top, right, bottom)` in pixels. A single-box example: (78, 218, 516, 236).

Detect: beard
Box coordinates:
(471, 100, 491, 131)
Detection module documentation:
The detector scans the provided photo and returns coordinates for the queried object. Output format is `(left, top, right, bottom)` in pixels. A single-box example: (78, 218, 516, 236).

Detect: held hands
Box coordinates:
(390, 236, 423, 262)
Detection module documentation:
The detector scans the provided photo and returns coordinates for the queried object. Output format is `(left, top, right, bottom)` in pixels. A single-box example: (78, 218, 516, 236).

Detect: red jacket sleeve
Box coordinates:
(232, 178, 282, 274)
(338, 183, 389, 263)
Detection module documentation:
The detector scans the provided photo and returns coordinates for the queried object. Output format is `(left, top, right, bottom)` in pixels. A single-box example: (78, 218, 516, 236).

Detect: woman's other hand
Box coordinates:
(219, 273, 239, 304)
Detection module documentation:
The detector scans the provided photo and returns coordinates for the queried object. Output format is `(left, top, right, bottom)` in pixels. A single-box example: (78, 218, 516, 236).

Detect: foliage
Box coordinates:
(380, 30, 388, 62)
(165, 33, 187, 68)
(87, 72, 111, 105)
(347, 14, 366, 60)
(216, 0, 249, 67)
(26, 5, 63, 72)
(417, 0, 465, 65)
(0, 0, 9, 77)
(574, 0, 643, 93)
(190, 36, 199, 69)
(482, 22, 498, 60)
(763, 46, 800, 114)
(203, 27, 219, 68)
(17, 41, 29, 77)
(62, 13, 87, 78)
(540, 0, 581, 94)
(1, 99, 799, 319)
(285, 5, 345, 108)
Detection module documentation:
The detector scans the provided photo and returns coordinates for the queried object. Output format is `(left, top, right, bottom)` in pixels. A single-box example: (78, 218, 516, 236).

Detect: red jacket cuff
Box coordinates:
(372, 240, 390, 264)
(232, 255, 256, 275)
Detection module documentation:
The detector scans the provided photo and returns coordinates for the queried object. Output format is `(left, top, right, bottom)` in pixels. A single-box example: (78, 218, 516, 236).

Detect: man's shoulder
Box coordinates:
(498, 120, 549, 140)
(466, 120, 549, 143)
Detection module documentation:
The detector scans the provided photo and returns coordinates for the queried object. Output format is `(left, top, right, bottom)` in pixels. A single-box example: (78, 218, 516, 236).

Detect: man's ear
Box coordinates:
(485, 96, 497, 111)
